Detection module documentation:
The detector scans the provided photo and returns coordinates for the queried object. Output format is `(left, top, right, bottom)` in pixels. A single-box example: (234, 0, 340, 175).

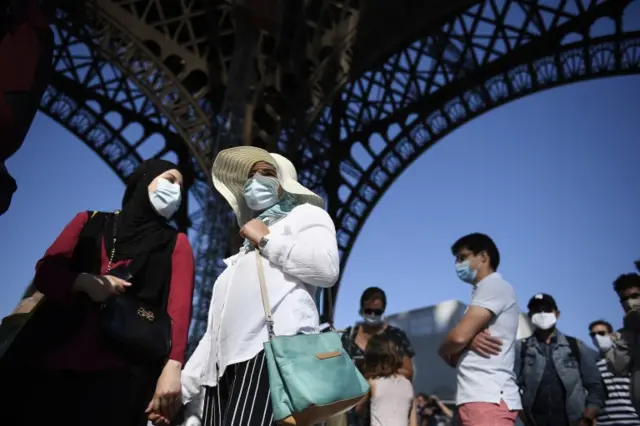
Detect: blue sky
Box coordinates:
(1, 75, 639, 349)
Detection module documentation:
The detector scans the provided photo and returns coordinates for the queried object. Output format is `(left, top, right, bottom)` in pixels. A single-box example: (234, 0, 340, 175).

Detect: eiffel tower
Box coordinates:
(41, 0, 640, 353)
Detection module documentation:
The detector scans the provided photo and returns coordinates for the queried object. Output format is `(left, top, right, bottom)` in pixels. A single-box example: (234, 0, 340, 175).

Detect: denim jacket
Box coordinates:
(515, 331, 604, 424)
(606, 329, 640, 414)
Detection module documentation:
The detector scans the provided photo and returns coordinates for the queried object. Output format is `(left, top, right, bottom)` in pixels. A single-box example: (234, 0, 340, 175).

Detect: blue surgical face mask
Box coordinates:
(149, 178, 181, 219)
(243, 174, 280, 211)
(455, 260, 477, 284)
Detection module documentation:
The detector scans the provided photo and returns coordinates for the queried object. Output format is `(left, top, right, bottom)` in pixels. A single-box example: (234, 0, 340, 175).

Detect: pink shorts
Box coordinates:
(458, 400, 519, 426)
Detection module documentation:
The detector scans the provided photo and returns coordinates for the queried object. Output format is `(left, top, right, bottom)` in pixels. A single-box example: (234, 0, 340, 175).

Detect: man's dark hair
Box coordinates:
(613, 273, 640, 294)
(451, 233, 500, 271)
(360, 287, 386, 309)
(588, 319, 613, 333)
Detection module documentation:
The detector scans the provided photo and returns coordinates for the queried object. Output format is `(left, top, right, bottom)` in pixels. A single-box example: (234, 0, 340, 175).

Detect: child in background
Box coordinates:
(356, 334, 417, 426)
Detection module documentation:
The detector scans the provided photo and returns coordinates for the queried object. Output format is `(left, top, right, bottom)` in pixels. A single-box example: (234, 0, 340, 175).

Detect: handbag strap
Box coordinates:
(325, 286, 335, 330)
(255, 251, 276, 339)
(255, 251, 339, 337)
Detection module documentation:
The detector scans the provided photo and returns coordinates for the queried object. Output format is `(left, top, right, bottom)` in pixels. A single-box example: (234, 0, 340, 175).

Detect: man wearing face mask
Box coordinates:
(604, 273, 640, 417)
(517, 293, 604, 426)
(438, 233, 521, 426)
(588, 319, 640, 426)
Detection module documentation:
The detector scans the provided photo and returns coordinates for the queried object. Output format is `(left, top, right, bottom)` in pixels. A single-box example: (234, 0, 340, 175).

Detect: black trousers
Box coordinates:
(202, 350, 275, 426)
(1, 367, 154, 426)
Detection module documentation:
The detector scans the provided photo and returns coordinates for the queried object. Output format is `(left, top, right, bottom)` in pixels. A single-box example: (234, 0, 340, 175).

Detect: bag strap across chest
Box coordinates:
(255, 249, 337, 339)
(256, 251, 276, 339)
(70, 211, 108, 275)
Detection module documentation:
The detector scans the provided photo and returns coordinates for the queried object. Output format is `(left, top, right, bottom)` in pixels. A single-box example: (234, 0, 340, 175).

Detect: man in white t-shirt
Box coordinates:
(438, 233, 522, 426)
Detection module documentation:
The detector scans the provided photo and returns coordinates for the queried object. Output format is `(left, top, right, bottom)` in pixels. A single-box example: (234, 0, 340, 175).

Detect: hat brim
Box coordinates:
(212, 147, 325, 226)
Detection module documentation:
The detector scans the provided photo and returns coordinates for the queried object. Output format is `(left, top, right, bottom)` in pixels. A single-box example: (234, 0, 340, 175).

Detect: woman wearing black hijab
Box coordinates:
(3, 159, 195, 426)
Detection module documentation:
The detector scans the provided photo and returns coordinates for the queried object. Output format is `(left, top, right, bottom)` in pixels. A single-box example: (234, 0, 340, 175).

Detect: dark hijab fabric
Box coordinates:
(105, 159, 178, 261)
(102, 159, 180, 306)
(103, 160, 181, 426)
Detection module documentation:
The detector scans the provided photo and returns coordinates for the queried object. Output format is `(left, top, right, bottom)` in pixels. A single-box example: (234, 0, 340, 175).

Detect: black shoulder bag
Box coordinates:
(96, 211, 173, 361)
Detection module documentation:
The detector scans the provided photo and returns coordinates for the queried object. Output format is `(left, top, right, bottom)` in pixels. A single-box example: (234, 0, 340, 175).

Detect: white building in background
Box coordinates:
(384, 300, 535, 402)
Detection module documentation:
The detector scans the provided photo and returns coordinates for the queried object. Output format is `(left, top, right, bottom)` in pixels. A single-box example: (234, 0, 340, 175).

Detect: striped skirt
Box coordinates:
(202, 351, 275, 426)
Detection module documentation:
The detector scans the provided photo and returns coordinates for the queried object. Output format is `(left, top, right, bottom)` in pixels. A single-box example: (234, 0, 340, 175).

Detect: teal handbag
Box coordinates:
(255, 251, 369, 426)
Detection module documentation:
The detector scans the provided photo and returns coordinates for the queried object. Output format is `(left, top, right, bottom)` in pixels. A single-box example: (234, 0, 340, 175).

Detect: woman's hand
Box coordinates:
(73, 273, 131, 302)
(239, 219, 270, 246)
(146, 359, 183, 424)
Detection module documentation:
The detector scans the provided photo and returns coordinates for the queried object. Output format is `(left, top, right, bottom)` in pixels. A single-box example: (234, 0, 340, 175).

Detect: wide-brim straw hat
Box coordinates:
(212, 146, 325, 226)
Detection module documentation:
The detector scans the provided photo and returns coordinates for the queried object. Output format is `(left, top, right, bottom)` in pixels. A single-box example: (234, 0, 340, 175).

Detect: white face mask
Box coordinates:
(624, 296, 640, 312)
(593, 334, 613, 352)
(149, 178, 181, 219)
(243, 174, 280, 211)
(531, 312, 557, 330)
(361, 313, 384, 326)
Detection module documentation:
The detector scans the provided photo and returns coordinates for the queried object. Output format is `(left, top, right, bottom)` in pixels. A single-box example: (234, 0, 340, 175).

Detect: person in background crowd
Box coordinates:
(342, 287, 415, 379)
(415, 393, 453, 426)
(181, 147, 339, 426)
(517, 293, 604, 426)
(438, 233, 521, 426)
(588, 319, 640, 425)
(604, 273, 640, 416)
(341, 287, 415, 426)
(355, 334, 417, 426)
(1, 159, 195, 426)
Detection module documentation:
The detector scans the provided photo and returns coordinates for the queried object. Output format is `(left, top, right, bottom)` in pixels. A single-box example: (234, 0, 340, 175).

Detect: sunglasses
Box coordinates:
(589, 330, 608, 338)
(363, 308, 383, 316)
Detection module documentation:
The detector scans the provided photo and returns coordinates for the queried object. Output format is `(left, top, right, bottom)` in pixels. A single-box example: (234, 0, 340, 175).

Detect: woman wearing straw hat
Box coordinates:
(180, 147, 340, 426)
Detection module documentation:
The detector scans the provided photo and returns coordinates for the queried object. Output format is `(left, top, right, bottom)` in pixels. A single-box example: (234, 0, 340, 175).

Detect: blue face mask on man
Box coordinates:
(455, 260, 477, 284)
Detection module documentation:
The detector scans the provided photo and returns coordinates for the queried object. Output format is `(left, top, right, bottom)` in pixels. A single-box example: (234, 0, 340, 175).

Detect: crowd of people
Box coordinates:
(2, 2, 639, 426)
(0, 145, 639, 426)
(433, 233, 640, 426)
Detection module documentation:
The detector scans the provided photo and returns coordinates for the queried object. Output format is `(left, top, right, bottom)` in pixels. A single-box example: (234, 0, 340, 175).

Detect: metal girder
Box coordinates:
(45, 0, 640, 345)
(186, 11, 262, 355)
(41, 15, 207, 230)
(95, 0, 362, 145)
(286, 0, 640, 312)
(39, 80, 144, 183)
(84, 1, 214, 180)
(45, 0, 364, 356)
(48, 7, 214, 212)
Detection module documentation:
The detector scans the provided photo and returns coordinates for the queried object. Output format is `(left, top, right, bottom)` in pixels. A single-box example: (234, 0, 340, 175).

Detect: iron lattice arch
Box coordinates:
(37, 0, 362, 347)
(39, 7, 215, 235)
(282, 0, 640, 306)
(37, 0, 639, 344)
